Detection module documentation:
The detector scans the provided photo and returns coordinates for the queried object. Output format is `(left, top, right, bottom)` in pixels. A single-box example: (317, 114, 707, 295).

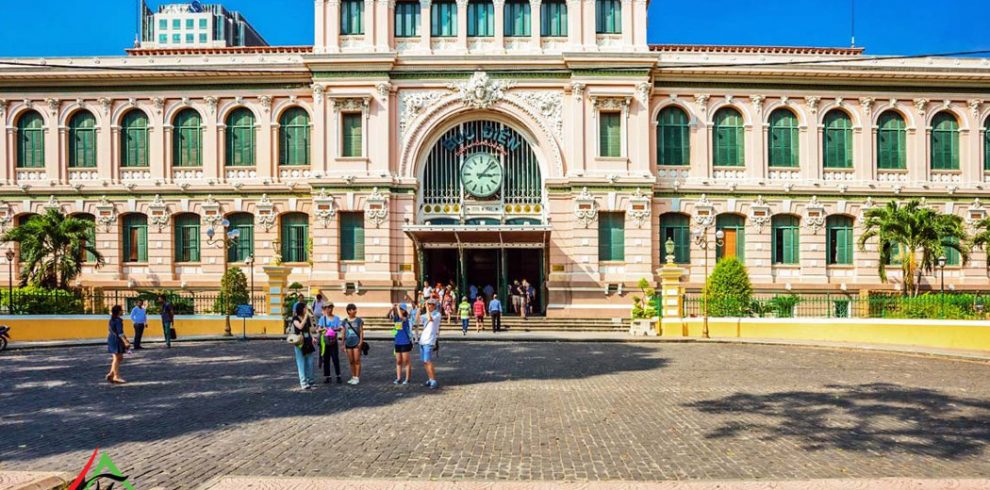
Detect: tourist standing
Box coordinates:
(393, 308, 414, 385)
(458, 296, 471, 335)
(106, 305, 129, 384)
(483, 284, 495, 302)
(159, 295, 174, 348)
(469, 284, 478, 302)
(129, 300, 147, 350)
(510, 280, 522, 316)
(291, 302, 316, 390)
(420, 300, 442, 389)
(313, 294, 325, 324)
(488, 293, 503, 332)
(317, 303, 343, 384)
(527, 281, 536, 316)
(520, 279, 530, 319)
(443, 289, 455, 325)
(473, 296, 486, 332)
(342, 304, 365, 385)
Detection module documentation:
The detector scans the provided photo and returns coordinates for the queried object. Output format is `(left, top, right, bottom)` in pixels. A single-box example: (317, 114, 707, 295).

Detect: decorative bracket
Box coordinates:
(201, 194, 223, 231)
(313, 188, 337, 228)
(966, 198, 987, 227)
(364, 187, 388, 228)
(449, 71, 512, 110)
(0, 202, 11, 232)
(256, 194, 277, 232)
(574, 187, 598, 228)
(628, 188, 652, 228)
(692, 194, 716, 229)
(148, 194, 171, 232)
(94, 196, 117, 233)
(748, 195, 771, 232)
(804, 195, 826, 234)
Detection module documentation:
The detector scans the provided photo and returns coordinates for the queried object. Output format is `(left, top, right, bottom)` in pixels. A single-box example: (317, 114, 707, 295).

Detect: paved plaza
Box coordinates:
(2, 340, 990, 489)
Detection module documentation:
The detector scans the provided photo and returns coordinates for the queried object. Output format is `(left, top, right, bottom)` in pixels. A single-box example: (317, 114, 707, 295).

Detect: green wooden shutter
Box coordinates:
(173, 110, 202, 167)
(773, 216, 799, 264)
(280, 108, 310, 166)
(660, 214, 690, 264)
(281, 213, 309, 263)
(17, 112, 45, 169)
(174, 214, 201, 263)
(124, 215, 149, 263)
(122, 111, 149, 167)
(69, 112, 97, 168)
(657, 107, 690, 166)
(595, 0, 620, 34)
(342, 113, 363, 157)
(931, 112, 959, 170)
(226, 109, 255, 166)
(943, 237, 961, 266)
(877, 112, 906, 170)
(985, 119, 990, 171)
(714, 108, 743, 167)
(599, 112, 621, 157)
(227, 214, 254, 263)
(598, 212, 624, 261)
(768, 110, 798, 168)
(341, 0, 364, 35)
(540, 0, 567, 36)
(340, 212, 366, 261)
(823, 111, 852, 169)
(432, 1, 457, 37)
(827, 216, 853, 265)
(395, 1, 420, 37)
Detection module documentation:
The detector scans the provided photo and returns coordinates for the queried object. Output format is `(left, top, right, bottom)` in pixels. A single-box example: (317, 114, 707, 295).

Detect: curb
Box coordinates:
(0, 471, 71, 490)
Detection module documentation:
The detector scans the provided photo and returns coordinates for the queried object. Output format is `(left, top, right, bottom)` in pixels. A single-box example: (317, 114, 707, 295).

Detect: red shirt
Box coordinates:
(473, 300, 485, 317)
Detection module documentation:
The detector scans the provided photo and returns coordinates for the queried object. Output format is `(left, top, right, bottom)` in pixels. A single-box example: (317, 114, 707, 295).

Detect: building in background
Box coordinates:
(138, 1, 267, 49)
(0, 2, 989, 318)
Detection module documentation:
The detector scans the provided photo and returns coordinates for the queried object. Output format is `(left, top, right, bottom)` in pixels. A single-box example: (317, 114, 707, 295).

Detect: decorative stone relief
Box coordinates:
(968, 99, 984, 118)
(364, 187, 388, 228)
(398, 90, 447, 140)
(330, 96, 371, 114)
(627, 188, 652, 228)
(375, 82, 392, 101)
(591, 96, 631, 118)
(200, 195, 223, 230)
(148, 194, 171, 232)
(313, 188, 337, 228)
(692, 194, 716, 229)
(45, 98, 59, 116)
(913, 98, 929, 116)
(749, 195, 772, 232)
(311, 84, 325, 104)
(574, 187, 598, 228)
(98, 97, 112, 115)
(259, 95, 273, 113)
(570, 82, 586, 101)
(204, 96, 218, 115)
(750, 95, 765, 115)
(635, 82, 651, 106)
(94, 196, 117, 232)
(513, 91, 563, 139)
(966, 198, 986, 227)
(255, 194, 276, 231)
(859, 97, 875, 117)
(694, 94, 710, 113)
(449, 71, 512, 110)
(43, 195, 62, 213)
(0, 202, 11, 232)
(151, 97, 165, 114)
(804, 96, 820, 114)
(804, 195, 826, 234)
(0, 99, 7, 117)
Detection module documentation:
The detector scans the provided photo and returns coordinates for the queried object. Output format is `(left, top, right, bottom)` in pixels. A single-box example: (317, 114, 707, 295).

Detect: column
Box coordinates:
(312, 87, 328, 174)
(619, 0, 632, 48)
(658, 254, 685, 336)
(328, 0, 342, 53)
(262, 265, 292, 316)
(632, 0, 646, 50)
(202, 111, 220, 182)
(582, 0, 596, 49)
(364, 0, 376, 48)
(493, 0, 505, 52)
(161, 126, 173, 182)
(456, 0, 469, 52)
(107, 127, 120, 183)
(566, 0, 581, 50)
(420, 0, 432, 51)
(256, 109, 273, 181)
(376, 0, 393, 51)
(530, 0, 542, 51)
(315, 0, 327, 52)
(53, 126, 65, 183)
(216, 125, 227, 181)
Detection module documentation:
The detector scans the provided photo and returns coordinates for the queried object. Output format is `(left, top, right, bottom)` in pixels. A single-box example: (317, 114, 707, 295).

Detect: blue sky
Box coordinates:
(0, 0, 985, 57)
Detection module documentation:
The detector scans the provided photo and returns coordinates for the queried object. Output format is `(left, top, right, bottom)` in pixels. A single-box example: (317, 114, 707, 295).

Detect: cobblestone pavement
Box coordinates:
(2, 340, 990, 489)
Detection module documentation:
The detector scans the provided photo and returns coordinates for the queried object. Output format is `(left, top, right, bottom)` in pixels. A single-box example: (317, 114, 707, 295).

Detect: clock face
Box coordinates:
(460, 153, 504, 198)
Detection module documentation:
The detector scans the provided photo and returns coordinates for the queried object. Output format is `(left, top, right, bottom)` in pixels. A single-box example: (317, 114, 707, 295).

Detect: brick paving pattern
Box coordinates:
(1, 340, 990, 489)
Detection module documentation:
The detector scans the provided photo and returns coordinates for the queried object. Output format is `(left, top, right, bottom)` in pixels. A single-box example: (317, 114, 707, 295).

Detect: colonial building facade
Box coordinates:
(1, 1, 989, 317)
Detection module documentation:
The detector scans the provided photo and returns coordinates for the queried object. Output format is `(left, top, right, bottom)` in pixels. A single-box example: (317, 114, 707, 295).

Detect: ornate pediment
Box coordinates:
(449, 71, 512, 110)
(574, 187, 598, 228)
(364, 187, 388, 228)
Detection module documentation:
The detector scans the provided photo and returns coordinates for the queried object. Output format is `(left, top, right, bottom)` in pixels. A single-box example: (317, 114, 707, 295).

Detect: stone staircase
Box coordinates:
(361, 316, 630, 332)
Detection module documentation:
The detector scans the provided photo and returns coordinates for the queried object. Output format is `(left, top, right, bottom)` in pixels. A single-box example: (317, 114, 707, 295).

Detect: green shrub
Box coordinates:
(631, 278, 658, 319)
(0, 286, 84, 314)
(874, 293, 983, 320)
(126, 290, 195, 315)
(213, 267, 250, 315)
(769, 294, 800, 318)
(704, 257, 752, 317)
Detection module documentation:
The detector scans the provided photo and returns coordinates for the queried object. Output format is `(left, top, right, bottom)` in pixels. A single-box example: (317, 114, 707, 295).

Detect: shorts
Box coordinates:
(475, 315, 484, 321)
(394, 343, 413, 354)
(420, 344, 435, 363)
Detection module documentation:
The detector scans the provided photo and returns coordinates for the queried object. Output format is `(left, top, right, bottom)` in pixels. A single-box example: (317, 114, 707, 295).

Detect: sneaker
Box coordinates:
(423, 380, 432, 387)
(336, 377, 343, 384)
(393, 378, 401, 385)
(352, 377, 360, 385)
(347, 378, 357, 385)
(401, 379, 409, 385)
(324, 377, 330, 384)
(428, 380, 439, 390)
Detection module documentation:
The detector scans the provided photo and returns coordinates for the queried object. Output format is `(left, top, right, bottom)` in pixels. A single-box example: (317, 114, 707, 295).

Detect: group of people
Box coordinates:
(105, 296, 176, 384)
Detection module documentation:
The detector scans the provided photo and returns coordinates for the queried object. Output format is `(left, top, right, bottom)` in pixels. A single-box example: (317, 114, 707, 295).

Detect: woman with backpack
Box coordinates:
(291, 302, 316, 390)
(342, 303, 365, 385)
(393, 307, 414, 385)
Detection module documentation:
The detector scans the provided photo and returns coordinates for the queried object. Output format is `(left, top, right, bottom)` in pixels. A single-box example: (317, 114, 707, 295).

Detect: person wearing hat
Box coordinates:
(419, 299, 442, 389)
(317, 302, 343, 384)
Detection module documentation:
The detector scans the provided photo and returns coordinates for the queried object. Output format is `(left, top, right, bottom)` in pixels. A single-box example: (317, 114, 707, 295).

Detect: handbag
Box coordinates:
(169, 328, 177, 340)
(360, 341, 369, 356)
(286, 333, 304, 347)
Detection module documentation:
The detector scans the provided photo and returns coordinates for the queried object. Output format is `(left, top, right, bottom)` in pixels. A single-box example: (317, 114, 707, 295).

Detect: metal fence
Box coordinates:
(680, 292, 990, 320)
(0, 289, 266, 316)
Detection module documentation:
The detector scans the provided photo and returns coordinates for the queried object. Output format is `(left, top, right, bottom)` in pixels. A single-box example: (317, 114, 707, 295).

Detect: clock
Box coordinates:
(460, 153, 504, 198)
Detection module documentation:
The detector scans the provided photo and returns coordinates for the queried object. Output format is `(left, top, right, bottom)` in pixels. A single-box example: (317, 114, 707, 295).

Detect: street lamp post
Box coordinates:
(5, 249, 14, 315)
(243, 254, 254, 341)
(937, 255, 947, 294)
(693, 228, 725, 339)
(206, 219, 241, 336)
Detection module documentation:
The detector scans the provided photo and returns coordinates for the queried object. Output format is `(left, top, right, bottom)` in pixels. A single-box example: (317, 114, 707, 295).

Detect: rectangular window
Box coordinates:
(174, 220, 201, 263)
(173, 19, 181, 29)
(598, 212, 625, 262)
(595, 0, 621, 34)
(199, 18, 208, 29)
(159, 34, 168, 44)
(467, 1, 495, 37)
(504, 0, 531, 37)
(186, 19, 194, 29)
(199, 33, 207, 43)
(341, 113, 363, 157)
(281, 215, 309, 263)
(431, 1, 457, 37)
(772, 223, 800, 265)
(173, 34, 181, 43)
(541, 0, 567, 37)
(123, 216, 148, 263)
(340, 212, 366, 261)
(159, 19, 167, 30)
(660, 220, 690, 264)
(186, 33, 194, 43)
(341, 0, 365, 35)
(394, 1, 421, 37)
(599, 112, 621, 158)
(827, 223, 853, 265)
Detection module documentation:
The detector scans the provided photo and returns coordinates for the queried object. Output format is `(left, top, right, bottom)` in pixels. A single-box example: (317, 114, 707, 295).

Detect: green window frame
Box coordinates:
(884, 242, 902, 266)
(823, 110, 853, 169)
(279, 107, 311, 166)
(504, 0, 531, 37)
(173, 214, 201, 263)
(943, 236, 961, 267)
(173, 19, 180, 29)
(159, 34, 168, 44)
(771, 215, 800, 265)
(159, 19, 167, 30)
(16, 111, 45, 169)
(122, 214, 148, 263)
(598, 212, 625, 262)
(595, 0, 621, 34)
(431, 1, 457, 37)
(826, 215, 854, 265)
(395, 1, 420, 37)
(173, 109, 202, 167)
(199, 18, 207, 29)
(225, 108, 256, 166)
(341, 0, 365, 35)
(121, 110, 149, 168)
(768, 109, 799, 168)
(541, 0, 567, 37)
(930, 112, 960, 170)
(172, 34, 180, 43)
(227, 213, 255, 263)
(76, 213, 97, 263)
(340, 212, 366, 261)
(660, 213, 690, 264)
(341, 112, 363, 158)
(657, 106, 690, 166)
(467, 0, 495, 37)
(715, 214, 746, 261)
(68, 111, 97, 168)
(186, 19, 194, 29)
(713, 108, 744, 167)
(877, 111, 906, 170)
(599, 111, 621, 158)
(280, 213, 309, 263)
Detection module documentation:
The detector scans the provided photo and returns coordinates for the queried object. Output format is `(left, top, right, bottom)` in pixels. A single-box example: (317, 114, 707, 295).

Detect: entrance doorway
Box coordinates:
(420, 247, 545, 315)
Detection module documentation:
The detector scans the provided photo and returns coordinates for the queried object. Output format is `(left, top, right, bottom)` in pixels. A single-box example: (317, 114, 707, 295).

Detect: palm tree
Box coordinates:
(859, 199, 969, 296)
(1, 208, 104, 289)
(974, 215, 990, 275)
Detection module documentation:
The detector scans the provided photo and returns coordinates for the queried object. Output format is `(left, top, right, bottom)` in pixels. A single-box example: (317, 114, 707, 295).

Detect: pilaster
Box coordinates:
(420, 0, 433, 51)
(456, 0, 469, 52)
(530, 0, 542, 51)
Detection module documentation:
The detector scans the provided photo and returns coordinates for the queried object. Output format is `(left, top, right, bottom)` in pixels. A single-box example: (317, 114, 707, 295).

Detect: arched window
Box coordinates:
(823, 110, 853, 169)
(659, 213, 690, 264)
(340, 0, 364, 35)
(227, 213, 255, 263)
(121, 110, 149, 168)
(595, 0, 621, 34)
(931, 112, 960, 170)
(73, 213, 98, 263)
(504, 0, 531, 37)
(713, 108, 744, 167)
(657, 106, 690, 166)
(540, 0, 567, 36)
(122, 214, 148, 263)
(768, 109, 799, 168)
(715, 214, 745, 261)
(467, 0, 495, 36)
(771, 215, 800, 265)
(16, 111, 45, 168)
(877, 111, 906, 170)
(985, 116, 990, 171)
(173, 213, 201, 263)
(173, 109, 202, 167)
(394, 1, 421, 37)
(279, 108, 310, 166)
(826, 215, 854, 265)
(431, 0, 457, 37)
(68, 111, 97, 168)
(280, 213, 309, 263)
(225, 108, 255, 167)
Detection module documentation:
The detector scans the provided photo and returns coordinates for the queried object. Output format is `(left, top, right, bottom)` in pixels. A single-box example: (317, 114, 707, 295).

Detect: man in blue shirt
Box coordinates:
(488, 293, 503, 333)
(129, 300, 148, 350)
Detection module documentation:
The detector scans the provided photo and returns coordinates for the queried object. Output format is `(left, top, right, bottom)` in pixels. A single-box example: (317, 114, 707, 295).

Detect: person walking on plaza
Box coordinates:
(483, 283, 494, 302)
(393, 308, 414, 385)
(527, 281, 536, 316)
(420, 300, 442, 389)
(458, 296, 471, 335)
(520, 279, 530, 319)
(342, 304, 365, 385)
(473, 296, 486, 333)
(313, 293, 325, 324)
(443, 288, 455, 325)
(291, 302, 316, 390)
(159, 295, 174, 348)
(469, 284, 478, 302)
(510, 280, 522, 317)
(317, 303, 342, 384)
(488, 293, 503, 333)
(106, 305, 129, 384)
(129, 300, 147, 350)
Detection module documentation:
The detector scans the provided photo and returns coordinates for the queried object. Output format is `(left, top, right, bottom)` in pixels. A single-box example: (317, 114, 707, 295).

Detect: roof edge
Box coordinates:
(650, 44, 865, 56)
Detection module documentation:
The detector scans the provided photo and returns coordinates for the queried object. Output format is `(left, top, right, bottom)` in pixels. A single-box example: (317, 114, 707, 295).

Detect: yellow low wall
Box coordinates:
(2, 316, 285, 342)
(660, 317, 990, 351)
